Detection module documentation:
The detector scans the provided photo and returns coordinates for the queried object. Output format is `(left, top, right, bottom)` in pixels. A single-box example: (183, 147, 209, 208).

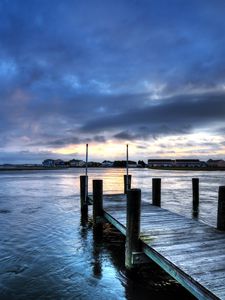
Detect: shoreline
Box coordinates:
(0, 166, 70, 171)
(0, 166, 225, 171)
(148, 167, 225, 171)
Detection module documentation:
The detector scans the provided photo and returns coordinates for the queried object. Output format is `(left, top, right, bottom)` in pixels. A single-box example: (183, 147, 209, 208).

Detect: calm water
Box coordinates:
(0, 168, 224, 299)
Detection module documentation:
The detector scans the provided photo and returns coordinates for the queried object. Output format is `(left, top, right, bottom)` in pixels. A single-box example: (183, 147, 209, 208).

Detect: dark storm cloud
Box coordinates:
(29, 135, 105, 148)
(1, 0, 225, 92)
(81, 92, 225, 138)
(113, 125, 191, 141)
(1, 0, 225, 161)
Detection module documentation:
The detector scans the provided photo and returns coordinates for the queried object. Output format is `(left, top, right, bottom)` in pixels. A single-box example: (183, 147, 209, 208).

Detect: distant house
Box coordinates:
(87, 161, 102, 167)
(102, 160, 114, 167)
(69, 159, 85, 167)
(42, 159, 67, 167)
(128, 161, 137, 168)
(54, 159, 65, 166)
(148, 159, 206, 168)
(207, 159, 225, 168)
(137, 160, 147, 168)
(42, 159, 55, 167)
(148, 159, 174, 167)
(113, 160, 137, 168)
(199, 161, 208, 168)
(174, 159, 202, 168)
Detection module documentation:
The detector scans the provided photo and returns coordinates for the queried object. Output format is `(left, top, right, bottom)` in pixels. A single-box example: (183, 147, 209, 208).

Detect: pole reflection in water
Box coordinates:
(192, 210, 199, 219)
(80, 213, 89, 227)
(92, 225, 103, 279)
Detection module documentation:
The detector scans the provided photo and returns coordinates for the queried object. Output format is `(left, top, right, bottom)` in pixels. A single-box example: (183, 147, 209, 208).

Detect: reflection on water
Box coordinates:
(0, 168, 224, 299)
(84, 219, 194, 300)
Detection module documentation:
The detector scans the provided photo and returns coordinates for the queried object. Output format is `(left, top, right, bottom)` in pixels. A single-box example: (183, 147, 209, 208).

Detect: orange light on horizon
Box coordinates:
(52, 141, 137, 160)
(45, 132, 225, 161)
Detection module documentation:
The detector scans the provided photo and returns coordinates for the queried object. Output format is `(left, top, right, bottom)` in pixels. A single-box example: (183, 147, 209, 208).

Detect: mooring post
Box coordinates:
(152, 178, 161, 207)
(93, 180, 103, 226)
(217, 186, 225, 231)
(125, 188, 141, 269)
(192, 178, 199, 214)
(80, 175, 88, 218)
(124, 175, 131, 194)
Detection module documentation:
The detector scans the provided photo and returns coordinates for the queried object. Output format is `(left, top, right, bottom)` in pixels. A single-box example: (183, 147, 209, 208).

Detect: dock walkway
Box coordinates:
(102, 194, 225, 300)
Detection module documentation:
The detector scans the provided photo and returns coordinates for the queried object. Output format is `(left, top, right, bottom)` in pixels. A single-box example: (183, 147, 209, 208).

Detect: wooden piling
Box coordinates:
(125, 188, 141, 269)
(93, 180, 103, 225)
(124, 175, 131, 194)
(192, 178, 199, 214)
(152, 178, 161, 207)
(80, 175, 88, 218)
(217, 186, 225, 231)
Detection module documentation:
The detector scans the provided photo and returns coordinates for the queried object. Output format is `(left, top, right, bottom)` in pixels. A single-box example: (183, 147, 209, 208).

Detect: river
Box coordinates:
(0, 168, 224, 299)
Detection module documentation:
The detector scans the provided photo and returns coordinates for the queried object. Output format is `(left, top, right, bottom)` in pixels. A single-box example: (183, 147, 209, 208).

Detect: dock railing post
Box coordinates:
(152, 178, 161, 207)
(192, 178, 199, 214)
(124, 175, 131, 194)
(125, 188, 141, 269)
(93, 179, 103, 226)
(217, 186, 225, 231)
(80, 175, 88, 218)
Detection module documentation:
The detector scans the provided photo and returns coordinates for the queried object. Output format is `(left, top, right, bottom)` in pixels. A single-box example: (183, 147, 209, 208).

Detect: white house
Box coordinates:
(101, 160, 114, 167)
(69, 159, 85, 167)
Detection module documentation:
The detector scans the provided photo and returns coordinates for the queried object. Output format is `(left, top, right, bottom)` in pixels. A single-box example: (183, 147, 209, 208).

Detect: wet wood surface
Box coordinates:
(102, 194, 225, 300)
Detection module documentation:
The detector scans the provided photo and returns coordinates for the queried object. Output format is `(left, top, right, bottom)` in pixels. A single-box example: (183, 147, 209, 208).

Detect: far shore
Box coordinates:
(1, 165, 225, 171)
(0, 166, 70, 171)
(148, 167, 225, 171)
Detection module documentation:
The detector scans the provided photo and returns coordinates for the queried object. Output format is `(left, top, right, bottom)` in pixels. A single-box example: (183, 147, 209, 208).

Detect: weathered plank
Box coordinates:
(102, 194, 225, 300)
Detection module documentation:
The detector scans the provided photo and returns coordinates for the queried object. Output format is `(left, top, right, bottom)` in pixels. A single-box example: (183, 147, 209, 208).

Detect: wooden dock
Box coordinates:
(103, 194, 225, 300)
(80, 176, 225, 300)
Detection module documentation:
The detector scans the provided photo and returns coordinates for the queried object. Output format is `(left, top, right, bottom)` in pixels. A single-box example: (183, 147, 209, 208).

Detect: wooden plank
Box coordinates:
(141, 243, 218, 300)
(103, 211, 126, 236)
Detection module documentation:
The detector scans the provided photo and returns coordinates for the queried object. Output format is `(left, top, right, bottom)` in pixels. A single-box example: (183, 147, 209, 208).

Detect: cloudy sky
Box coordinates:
(1, 0, 225, 163)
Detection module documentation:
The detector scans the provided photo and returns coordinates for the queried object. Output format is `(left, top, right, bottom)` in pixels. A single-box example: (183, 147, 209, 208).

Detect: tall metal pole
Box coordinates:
(85, 144, 88, 204)
(126, 144, 129, 193)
